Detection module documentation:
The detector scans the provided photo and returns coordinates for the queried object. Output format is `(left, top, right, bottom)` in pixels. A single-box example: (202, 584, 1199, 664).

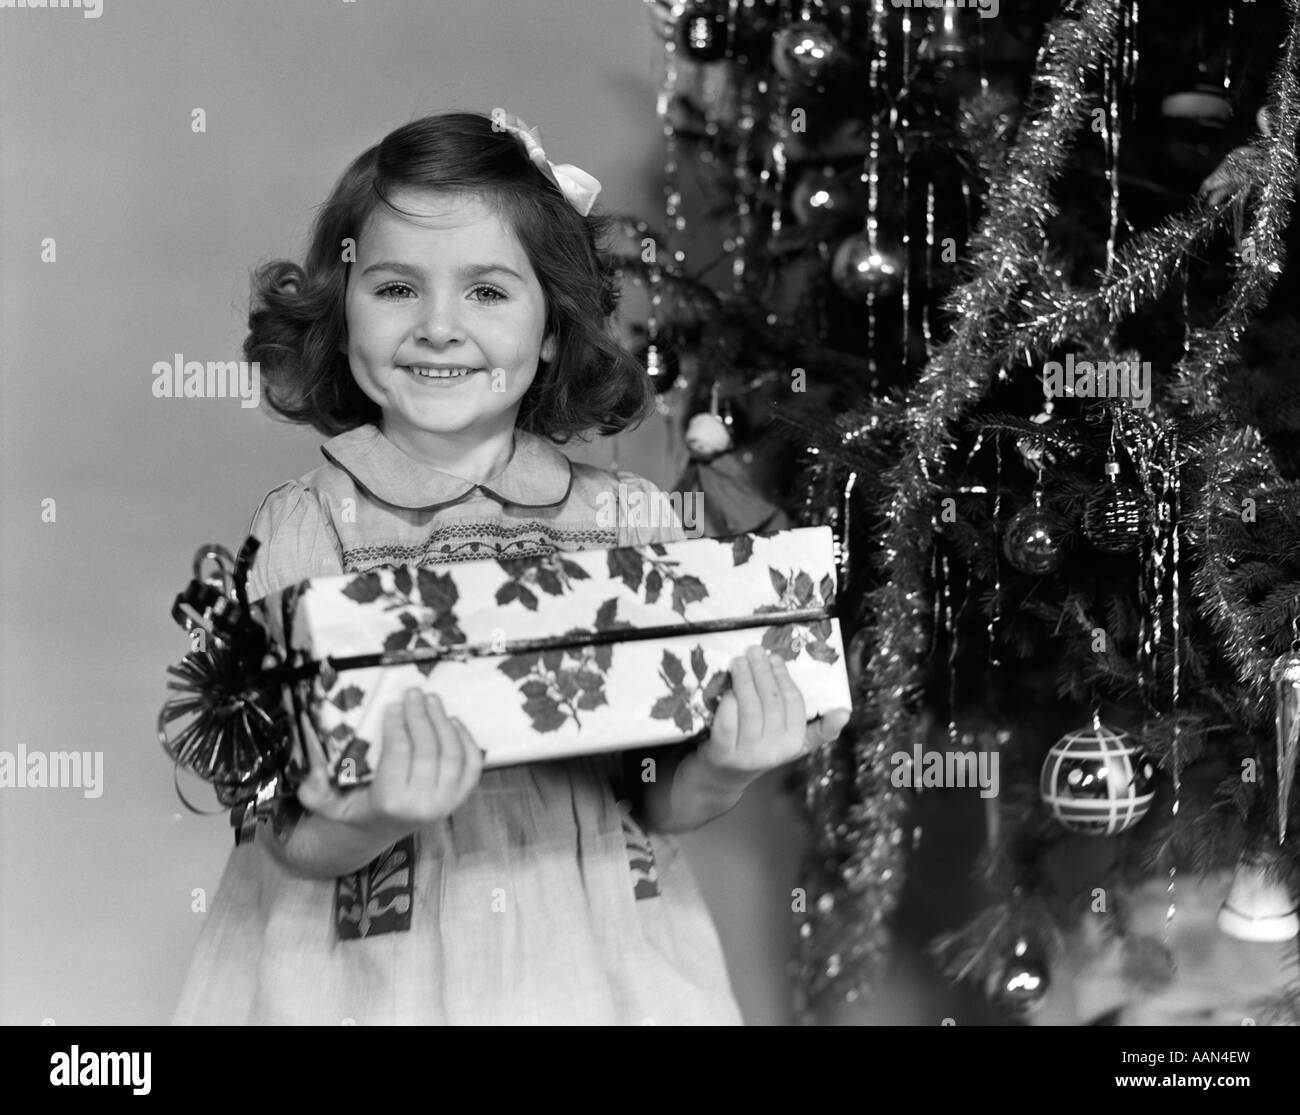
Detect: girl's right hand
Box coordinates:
(295, 688, 485, 842)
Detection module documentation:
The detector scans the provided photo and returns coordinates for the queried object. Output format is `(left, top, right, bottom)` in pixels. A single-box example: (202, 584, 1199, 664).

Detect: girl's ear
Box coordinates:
(540, 334, 557, 364)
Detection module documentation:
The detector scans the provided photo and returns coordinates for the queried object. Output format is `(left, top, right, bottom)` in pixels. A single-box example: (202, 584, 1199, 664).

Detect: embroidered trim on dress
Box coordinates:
(343, 523, 616, 569)
(334, 835, 416, 939)
(617, 800, 662, 900)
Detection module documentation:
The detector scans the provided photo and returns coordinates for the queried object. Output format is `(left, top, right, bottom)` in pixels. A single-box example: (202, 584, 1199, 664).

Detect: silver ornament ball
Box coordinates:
(986, 941, 1050, 1018)
(772, 21, 842, 84)
(1040, 722, 1156, 836)
(831, 234, 903, 300)
(1002, 490, 1070, 575)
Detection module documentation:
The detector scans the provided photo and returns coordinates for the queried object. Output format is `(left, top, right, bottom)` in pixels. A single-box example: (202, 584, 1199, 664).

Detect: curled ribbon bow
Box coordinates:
(494, 111, 602, 217)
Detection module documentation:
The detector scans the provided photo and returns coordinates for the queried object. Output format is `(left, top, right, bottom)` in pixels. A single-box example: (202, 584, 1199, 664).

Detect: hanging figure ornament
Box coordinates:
(1083, 456, 1147, 554)
(830, 233, 904, 300)
(685, 411, 733, 461)
(1002, 489, 1070, 575)
(1015, 407, 1055, 473)
(674, 388, 789, 536)
(1040, 720, 1157, 837)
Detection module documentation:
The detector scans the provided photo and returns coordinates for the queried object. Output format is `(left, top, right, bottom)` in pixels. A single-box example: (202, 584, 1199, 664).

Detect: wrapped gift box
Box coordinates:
(260, 527, 851, 784)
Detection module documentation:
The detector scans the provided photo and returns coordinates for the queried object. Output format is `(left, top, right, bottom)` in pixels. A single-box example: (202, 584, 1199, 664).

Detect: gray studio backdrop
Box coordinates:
(0, 0, 842, 1025)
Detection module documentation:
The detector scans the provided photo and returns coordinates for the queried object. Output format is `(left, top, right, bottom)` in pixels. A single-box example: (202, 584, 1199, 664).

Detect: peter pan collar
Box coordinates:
(321, 424, 573, 511)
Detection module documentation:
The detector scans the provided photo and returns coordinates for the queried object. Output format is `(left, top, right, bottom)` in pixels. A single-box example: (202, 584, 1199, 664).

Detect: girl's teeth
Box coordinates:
(409, 367, 471, 378)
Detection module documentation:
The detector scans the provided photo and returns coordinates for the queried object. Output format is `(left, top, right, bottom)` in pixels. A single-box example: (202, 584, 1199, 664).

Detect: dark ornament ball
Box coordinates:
(677, 1, 731, 62)
(1002, 491, 1069, 575)
(791, 167, 866, 236)
(771, 20, 842, 84)
(830, 234, 903, 300)
(986, 941, 1050, 1018)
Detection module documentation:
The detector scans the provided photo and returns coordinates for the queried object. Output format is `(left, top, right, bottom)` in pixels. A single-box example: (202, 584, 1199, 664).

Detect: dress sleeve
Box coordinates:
(613, 470, 688, 548)
(244, 480, 345, 601)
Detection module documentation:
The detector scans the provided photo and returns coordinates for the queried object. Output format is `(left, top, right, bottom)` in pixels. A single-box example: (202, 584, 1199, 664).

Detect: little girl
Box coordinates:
(172, 109, 851, 1025)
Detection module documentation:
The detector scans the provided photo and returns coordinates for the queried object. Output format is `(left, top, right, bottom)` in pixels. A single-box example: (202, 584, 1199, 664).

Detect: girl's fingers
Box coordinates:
(729, 652, 763, 751)
(451, 717, 485, 799)
(769, 654, 807, 751)
(425, 694, 461, 794)
(402, 689, 442, 789)
(747, 646, 786, 743)
(296, 705, 330, 775)
(374, 697, 416, 799)
(294, 709, 338, 815)
(699, 691, 738, 768)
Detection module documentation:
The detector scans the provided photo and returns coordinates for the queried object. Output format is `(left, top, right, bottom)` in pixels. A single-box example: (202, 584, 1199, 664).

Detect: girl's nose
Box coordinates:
(413, 299, 464, 346)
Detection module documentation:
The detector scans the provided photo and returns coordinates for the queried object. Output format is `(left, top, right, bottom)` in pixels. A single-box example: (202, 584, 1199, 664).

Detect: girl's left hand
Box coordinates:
(697, 644, 852, 787)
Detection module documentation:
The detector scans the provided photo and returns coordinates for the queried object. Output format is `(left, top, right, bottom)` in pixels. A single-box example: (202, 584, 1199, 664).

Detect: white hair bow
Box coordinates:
(494, 111, 602, 217)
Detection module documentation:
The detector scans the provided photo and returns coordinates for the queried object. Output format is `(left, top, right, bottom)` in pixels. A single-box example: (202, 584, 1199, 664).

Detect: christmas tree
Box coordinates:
(631, 0, 1300, 1024)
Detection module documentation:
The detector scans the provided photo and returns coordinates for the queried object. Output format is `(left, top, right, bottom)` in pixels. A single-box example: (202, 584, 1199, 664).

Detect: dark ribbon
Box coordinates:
(269, 603, 839, 683)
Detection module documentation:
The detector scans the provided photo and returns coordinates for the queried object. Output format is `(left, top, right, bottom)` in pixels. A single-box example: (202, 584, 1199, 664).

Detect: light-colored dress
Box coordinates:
(171, 424, 744, 1025)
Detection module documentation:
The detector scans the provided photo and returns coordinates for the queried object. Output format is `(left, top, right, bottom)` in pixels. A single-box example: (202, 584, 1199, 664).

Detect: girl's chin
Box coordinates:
(385, 403, 517, 435)
(391, 414, 479, 434)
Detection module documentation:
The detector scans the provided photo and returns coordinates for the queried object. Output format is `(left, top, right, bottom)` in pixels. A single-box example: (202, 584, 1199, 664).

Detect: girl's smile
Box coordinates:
(344, 189, 556, 478)
(405, 365, 480, 380)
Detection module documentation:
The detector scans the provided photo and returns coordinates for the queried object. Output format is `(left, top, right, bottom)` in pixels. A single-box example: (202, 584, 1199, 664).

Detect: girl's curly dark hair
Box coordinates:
(244, 110, 653, 443)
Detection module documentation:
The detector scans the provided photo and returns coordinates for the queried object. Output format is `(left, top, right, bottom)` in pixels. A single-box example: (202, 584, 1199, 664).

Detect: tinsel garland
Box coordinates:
(1187, 433, 1291, 722)
(1000, 204, 1228, 364)
(1180, 0, 1300, 723)
(794, 0, 1126, 1016)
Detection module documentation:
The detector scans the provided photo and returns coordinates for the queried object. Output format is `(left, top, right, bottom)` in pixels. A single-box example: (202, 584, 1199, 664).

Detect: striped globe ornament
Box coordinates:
(1040, 722, 1156, 836)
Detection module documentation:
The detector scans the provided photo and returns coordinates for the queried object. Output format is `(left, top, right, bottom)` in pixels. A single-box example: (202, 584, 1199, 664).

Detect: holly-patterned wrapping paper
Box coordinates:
(262, 527, 851, 783)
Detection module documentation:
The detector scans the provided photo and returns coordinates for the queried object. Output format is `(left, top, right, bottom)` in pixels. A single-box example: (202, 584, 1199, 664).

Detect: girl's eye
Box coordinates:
(373, 283, 505, 302)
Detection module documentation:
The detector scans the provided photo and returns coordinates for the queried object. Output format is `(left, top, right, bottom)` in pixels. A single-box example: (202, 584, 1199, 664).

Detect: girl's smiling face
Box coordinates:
(344, 189, 555, 461)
